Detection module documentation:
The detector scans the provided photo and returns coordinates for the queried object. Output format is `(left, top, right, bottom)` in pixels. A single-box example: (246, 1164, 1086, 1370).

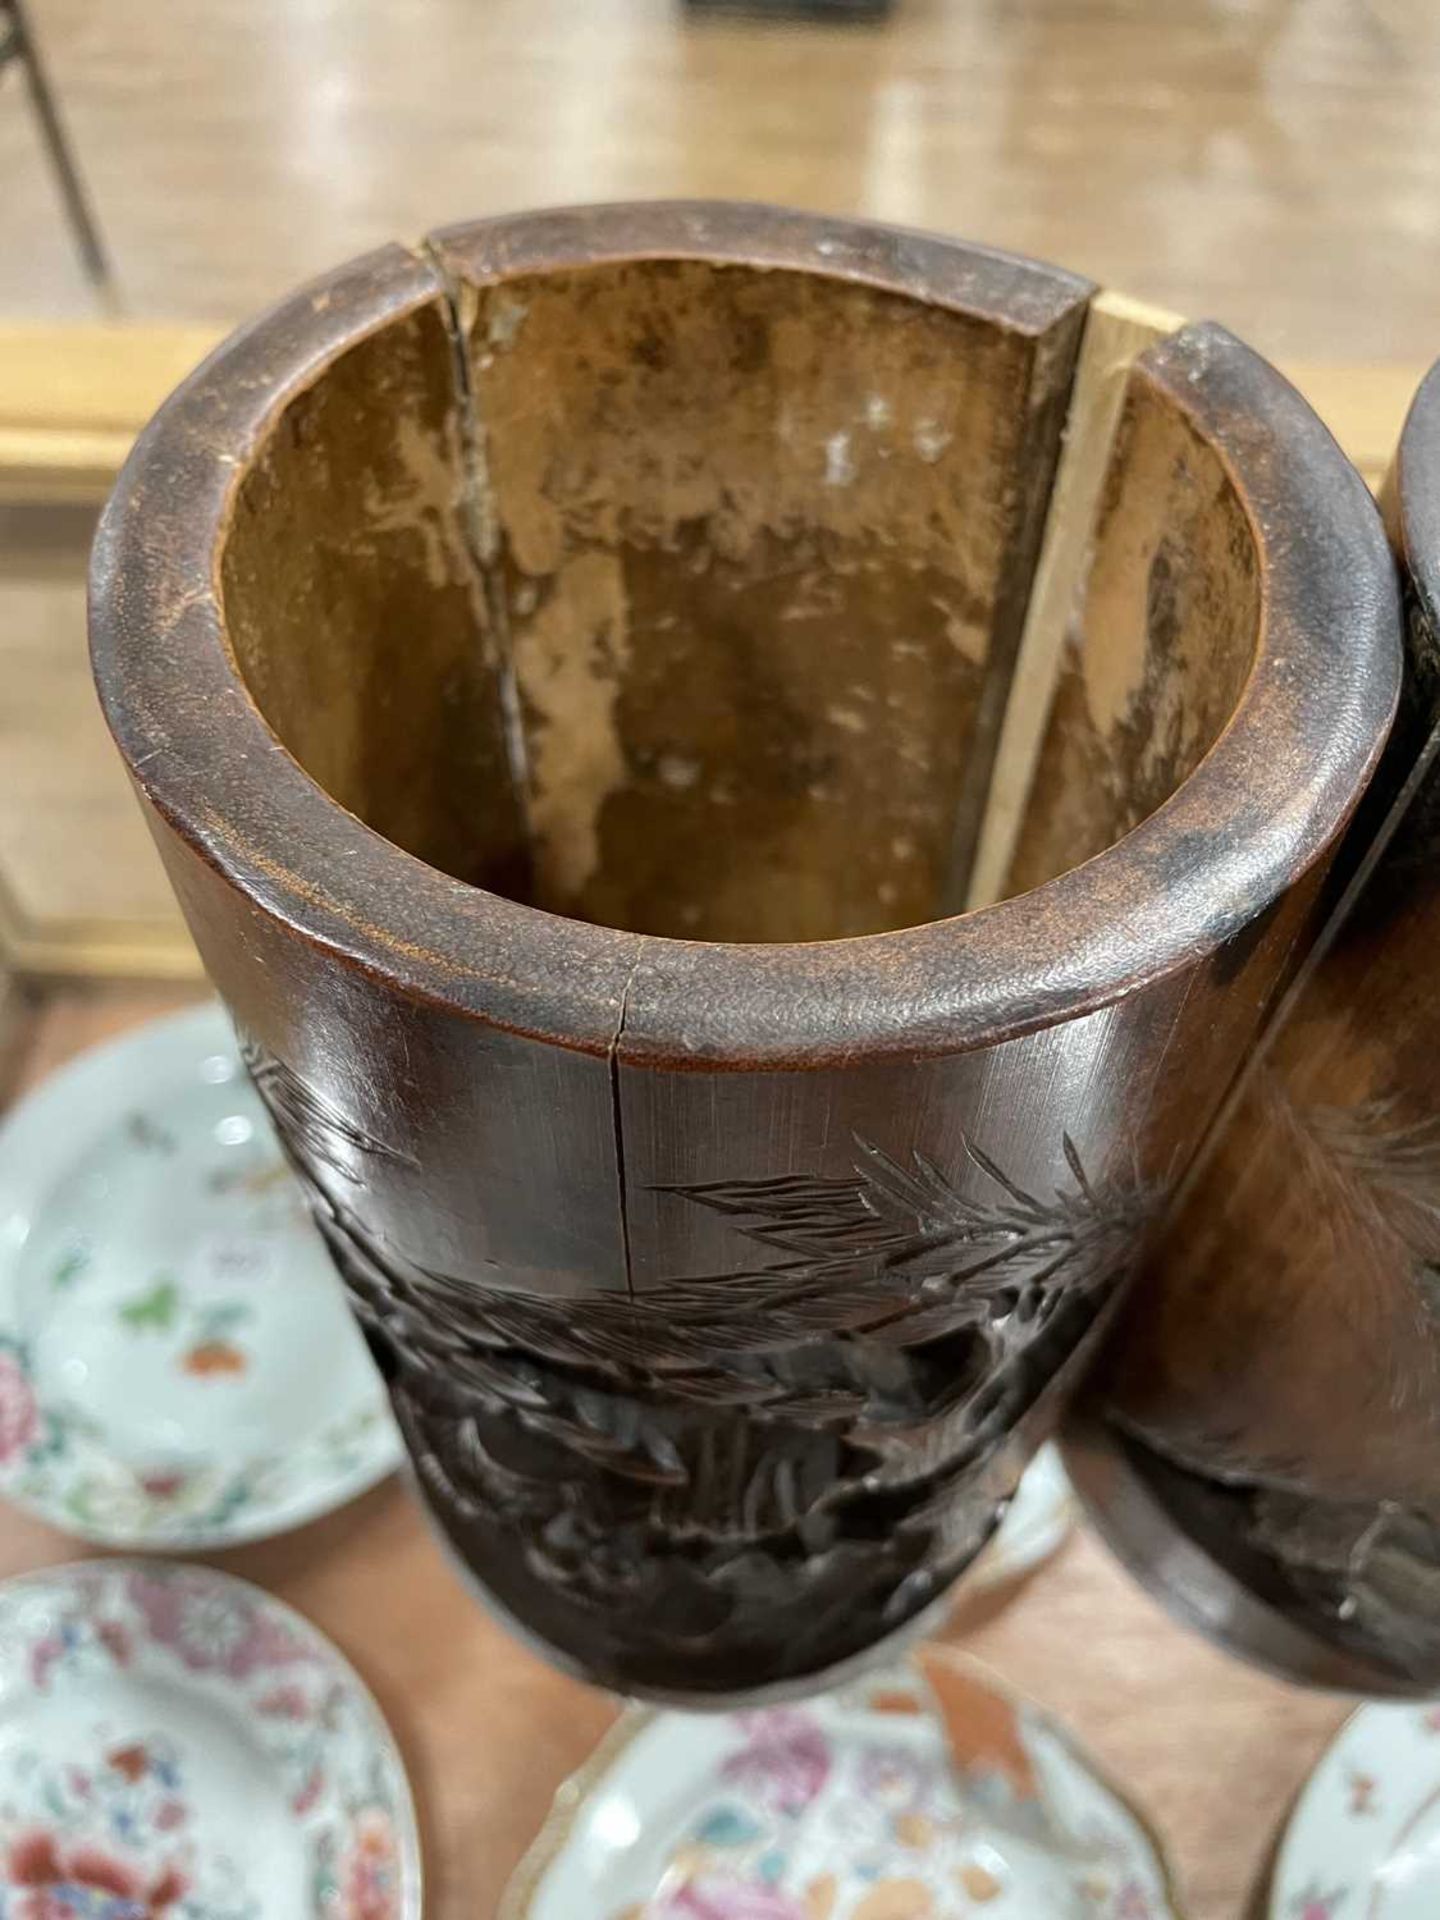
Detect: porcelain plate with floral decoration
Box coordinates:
(1270, 1700, 1440, 1919)
(0, 1004, 401, 1547)
(502, 1643, 1182, 1919)
(0, 1559, 419, 1919)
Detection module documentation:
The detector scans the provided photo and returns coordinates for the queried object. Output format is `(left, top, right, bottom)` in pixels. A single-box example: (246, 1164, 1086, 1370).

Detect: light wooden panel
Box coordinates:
(0, 323, 221, 502)
(1284, 360, 1416, 495)
(967, 290, 1181, 909)
(0, 317, 1412, 508)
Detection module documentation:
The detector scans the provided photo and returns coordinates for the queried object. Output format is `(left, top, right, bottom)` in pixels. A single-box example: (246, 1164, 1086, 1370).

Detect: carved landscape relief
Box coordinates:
(241, 1034, 1156, 1694)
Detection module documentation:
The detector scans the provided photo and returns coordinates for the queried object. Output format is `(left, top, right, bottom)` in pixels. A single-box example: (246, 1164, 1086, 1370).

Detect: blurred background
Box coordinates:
(1, 0, 1437, 985)
(5, 0, 1439, 352)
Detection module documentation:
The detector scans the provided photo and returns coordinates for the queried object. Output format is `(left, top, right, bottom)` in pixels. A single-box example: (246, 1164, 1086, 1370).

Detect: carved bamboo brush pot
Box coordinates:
(1068, 362, 1440, 1698)
(90, 205, 1399, 1703)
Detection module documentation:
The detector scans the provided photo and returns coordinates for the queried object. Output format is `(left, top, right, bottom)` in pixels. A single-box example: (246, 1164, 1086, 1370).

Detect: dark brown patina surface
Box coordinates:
(90, 205, 1399, 1700)
(1071, 363, 1440, 1696)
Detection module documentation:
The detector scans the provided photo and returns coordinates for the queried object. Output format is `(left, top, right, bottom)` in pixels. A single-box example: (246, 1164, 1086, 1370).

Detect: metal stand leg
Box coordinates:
(3, 0, 111, 288)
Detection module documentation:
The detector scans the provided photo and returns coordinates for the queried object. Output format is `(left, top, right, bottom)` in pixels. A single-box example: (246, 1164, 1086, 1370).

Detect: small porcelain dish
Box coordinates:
(0, 1004, 400, 1547)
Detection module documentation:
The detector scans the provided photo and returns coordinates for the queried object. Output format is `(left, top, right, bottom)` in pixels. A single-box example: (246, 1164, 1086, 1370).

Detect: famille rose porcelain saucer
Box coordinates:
(0, 1560, 420, 1919)
(1270, 1701, 1440, 1919)
(0, 1004, 401, 1548)
(503, 1644, 1181, 1919)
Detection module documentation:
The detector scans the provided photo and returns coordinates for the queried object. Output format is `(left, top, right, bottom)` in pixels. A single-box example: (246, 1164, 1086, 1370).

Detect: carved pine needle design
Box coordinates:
(1299, 1094, 1440, 1329)
(237, 1037, 418, 1180)
(1196, 1077, 1440, 1678)
(670, 1130, 1142, 1342)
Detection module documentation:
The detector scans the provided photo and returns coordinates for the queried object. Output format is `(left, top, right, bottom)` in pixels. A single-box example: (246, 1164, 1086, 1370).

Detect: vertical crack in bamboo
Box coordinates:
(419, 238, 536, 843)
(609, 939, 647, 1300)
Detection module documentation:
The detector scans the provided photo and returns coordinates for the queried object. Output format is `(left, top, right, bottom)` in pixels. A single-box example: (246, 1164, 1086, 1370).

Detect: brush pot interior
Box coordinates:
(219, 251, 1260, 940)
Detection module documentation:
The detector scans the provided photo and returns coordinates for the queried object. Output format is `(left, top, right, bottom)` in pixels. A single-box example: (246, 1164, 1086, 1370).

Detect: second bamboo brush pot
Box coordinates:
(1069, 363, 1440, 1697)
(90, 204, 1399, 1703)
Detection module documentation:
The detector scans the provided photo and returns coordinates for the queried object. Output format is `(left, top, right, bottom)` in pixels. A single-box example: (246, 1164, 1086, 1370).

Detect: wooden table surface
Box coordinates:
(8, 0, 1440, 374)
(0, 980, 1350, 1919)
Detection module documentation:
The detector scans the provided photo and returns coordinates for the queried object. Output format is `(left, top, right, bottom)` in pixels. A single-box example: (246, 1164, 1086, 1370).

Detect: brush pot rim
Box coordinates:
(90, 201, 1398, 1073)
